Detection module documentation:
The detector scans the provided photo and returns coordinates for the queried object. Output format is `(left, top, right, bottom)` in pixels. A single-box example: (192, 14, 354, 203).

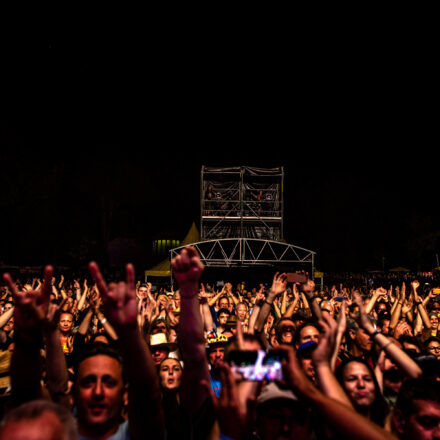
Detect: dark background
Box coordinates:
(1, 35, 438, 277)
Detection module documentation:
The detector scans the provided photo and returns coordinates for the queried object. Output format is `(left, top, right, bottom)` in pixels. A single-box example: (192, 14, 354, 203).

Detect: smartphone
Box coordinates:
(334, 296, 346, 302)
(286, 273, 307, 284)
(433, 288, 440, 295)
(228, 349, 285, 381)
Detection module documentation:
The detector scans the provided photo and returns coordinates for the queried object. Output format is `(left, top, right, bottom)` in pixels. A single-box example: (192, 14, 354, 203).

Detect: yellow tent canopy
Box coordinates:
(145, 222, 200, 277)
(389, 267, 411, 273)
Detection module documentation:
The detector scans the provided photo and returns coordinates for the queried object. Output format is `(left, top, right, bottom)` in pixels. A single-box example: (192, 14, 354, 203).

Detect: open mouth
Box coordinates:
(89, 404, 107, 415)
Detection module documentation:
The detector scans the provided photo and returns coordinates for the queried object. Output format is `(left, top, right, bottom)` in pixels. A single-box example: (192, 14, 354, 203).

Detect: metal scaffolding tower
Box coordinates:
(170, 166, 316, 273)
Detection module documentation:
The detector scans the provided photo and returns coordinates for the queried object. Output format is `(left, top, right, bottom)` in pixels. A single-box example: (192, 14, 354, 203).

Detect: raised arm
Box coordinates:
(312, 312, 354, 408)
(89, 262, 165, 440)
(253, 273, 287, 334)
(411, 280, 431, 330)
(331, 300, 347, 371)
(0, 306, 14, 329)
(199, 284, 214, 333)
(389, 283, 405, 331)
(280, 345, 397, 440)
(43, 298, 71, 408)
(301, 279, 322, 322)
(353, 291, 422, 380)
(171, 247, 211, 418)
(364, 287, 387, 315)
(3, 266, 53, 406)
(283, 283, 300, 318)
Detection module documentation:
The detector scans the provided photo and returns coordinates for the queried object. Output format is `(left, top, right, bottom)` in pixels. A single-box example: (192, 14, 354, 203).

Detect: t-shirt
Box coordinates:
(78, 420, 131, 440)
(210, 374, 222, 398)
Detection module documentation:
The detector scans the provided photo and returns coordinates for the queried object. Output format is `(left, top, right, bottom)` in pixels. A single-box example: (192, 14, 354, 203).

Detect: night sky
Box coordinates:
(1, 37, 438, 275)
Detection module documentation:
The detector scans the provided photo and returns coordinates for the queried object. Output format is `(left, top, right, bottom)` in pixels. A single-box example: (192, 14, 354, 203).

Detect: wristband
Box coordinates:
(415, 300, 422, 305)
(370, 330, 381, 339)
(264, 300, 273, 306)
(381, 340, 393, 351)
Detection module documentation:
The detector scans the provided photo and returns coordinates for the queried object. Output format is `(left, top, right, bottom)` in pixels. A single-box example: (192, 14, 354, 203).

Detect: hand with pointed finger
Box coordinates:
(89, 261, 138, 330)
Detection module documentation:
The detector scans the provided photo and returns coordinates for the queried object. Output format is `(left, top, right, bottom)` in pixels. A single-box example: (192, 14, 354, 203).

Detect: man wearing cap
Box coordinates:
(205, 334, 229, 397)
(149, 333, 178, 366)
(255, 382, 311, 439)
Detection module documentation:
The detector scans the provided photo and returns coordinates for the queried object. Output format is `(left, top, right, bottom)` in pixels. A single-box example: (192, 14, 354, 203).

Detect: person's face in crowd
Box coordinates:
(218, 312, 229, 327)
(266, 314, 274, 329)
(138, 286, 148, 297)
(395, 399, 440, 440)
(173, 293, 181, 310)
(269, 327, 278, 348)
(3, 302, 13, 313)
(430, 315, 439, 330)
(59, 313, 73, 334)
(381, 320, 391, 335)
(299, 356, 316, 383)
(151, 346, 169, 365)
(0, 410, 65, 440)
(297, 325, 320, 347)
(377, 303, 387, 314)
(427, 341, 440, 359)
(278, 320, 295, 344)
(236, 304, 247, 322)
(3, 316, 14, 333)
(75, 354, 124, 435)
(349, 306, 360, 319)
(354, 328, 373, 353)
(257, 401, 309, 440)
(208, 346, 225, 367)
(151, 322, 167, 335)
(169, 328, 178, 343)
(159, 358, 182, 390)
(341, 361, 375, 409)
(218, 298, 229, 310)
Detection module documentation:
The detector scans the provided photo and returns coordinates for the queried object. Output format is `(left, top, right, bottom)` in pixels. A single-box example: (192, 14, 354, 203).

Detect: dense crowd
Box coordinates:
(0, 247, 439, 439)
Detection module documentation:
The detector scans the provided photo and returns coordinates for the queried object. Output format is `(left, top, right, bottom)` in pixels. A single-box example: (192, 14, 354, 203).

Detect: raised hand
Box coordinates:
(352, 290, 375, 335)
(312, 312, 338, 367)
(375, 287, 388, 297)
(201, 360, 254, 440)
(270, 272, 288, 296)
(411, 280, 422, 302)
(45, 297, 68, 332)
(301, 278, 316, 299)
(171, 246, 204, 291)
(2, 266, 53, 332)
(89, 261, 138, 330)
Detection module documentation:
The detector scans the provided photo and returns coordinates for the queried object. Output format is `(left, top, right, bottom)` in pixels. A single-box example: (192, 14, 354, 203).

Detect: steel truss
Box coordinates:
(170, 238, 316, 270)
